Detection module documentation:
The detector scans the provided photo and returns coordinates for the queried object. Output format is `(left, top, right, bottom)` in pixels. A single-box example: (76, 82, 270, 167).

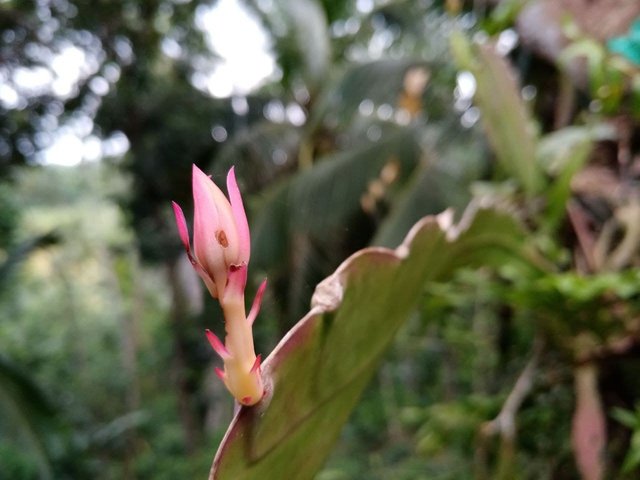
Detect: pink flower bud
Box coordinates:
(172, 164, 250, 298)
(172, 165, 265, 406)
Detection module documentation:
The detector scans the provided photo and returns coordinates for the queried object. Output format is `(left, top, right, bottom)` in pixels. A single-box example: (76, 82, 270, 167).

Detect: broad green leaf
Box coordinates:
(450, 31, 544, 196)
(290, 127, 420, 236)
(248, 0, 331, 90)
(210, 207, 545, 479)
(284, 0, 331, 88)
(373, 134, 486, 248)
(250, 126, 422, 271)
(214, 120, 302, 185)
(373, 162, 468, 248)
(309, 58, 429, 130)
(250, 179, 293, 274)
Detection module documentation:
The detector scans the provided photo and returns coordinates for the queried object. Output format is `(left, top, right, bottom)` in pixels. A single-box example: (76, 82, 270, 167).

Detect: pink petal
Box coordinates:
(247, 278, 267, 326)
(214, 367, 226, 380)
(192, 164, 239, 288)
(172, 200, 219, 297)
(226, 167, 251, 264)
(192, 165, 222, 249)
(205, 329, 231, 360)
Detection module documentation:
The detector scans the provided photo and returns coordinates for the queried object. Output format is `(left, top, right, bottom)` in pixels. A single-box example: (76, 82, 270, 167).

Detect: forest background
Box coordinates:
(2, 0, 640, 478)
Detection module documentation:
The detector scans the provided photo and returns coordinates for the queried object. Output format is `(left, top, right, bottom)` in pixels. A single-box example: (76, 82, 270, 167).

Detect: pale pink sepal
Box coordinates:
(206, 329, 231, 360)
(192, 165, 225, 280)
(226, 166, 251, 264)
(196, 265, 219, 299)
(194, 166, 245, 289)
(247, 278, 268, 326)
(171, 201, 219, 298)
(223, 265, 248, 302)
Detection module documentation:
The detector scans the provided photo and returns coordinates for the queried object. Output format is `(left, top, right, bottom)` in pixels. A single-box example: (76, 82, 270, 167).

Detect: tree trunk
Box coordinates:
(167, 254, 204, 453)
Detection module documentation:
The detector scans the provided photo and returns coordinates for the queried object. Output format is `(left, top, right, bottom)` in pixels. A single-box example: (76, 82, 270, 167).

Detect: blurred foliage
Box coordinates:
(612, 402, 640, 473)
(559, 16, 640, 117)
(608, 19, 640, 66)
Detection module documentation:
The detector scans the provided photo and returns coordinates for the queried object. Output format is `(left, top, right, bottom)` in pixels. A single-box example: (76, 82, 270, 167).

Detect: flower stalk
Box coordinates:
(172, 164, 265, 406)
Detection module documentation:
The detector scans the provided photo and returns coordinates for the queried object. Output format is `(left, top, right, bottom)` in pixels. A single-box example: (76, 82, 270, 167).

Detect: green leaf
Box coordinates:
(250, 179, 293, 274)
(250, 127, 422, 271)
(373, 162, 469, 248)
(250, 0, 331, 90)
(373, 135, 486, 248)
(0, 354, 56, 480)
(611, 407, 638, 429)
(289, 127, 420, 236)
(309, 58, 428, 130)
(0, 233, 59, 293)
(536, 126, 602, 231)
(622, 432, 640, 472)
(210, 207, 543, 479)
(450, 31, 544, 196)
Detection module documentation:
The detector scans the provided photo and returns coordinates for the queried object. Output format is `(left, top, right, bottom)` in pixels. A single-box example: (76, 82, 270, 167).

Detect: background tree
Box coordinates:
(2, 0, 640, 478)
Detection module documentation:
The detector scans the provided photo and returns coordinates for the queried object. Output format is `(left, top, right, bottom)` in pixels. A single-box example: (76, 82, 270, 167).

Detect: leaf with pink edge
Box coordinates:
(210, 206, 547, 480)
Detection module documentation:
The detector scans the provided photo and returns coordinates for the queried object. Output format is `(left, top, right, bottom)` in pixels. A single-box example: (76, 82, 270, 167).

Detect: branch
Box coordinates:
(475, 341, 541, 479)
